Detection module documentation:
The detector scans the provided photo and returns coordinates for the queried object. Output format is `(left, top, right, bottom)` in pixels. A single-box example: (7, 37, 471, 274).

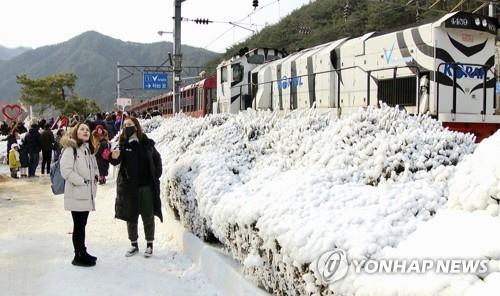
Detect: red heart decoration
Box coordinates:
(2, 104, 23, 121)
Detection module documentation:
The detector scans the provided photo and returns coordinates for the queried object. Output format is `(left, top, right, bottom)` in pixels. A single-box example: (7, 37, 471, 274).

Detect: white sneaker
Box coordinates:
(144, 246, 153, 258)
(125, 246, 139, 257)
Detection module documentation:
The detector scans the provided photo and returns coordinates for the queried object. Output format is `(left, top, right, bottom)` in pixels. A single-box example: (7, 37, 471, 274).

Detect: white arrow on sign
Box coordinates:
(152, 75, 158, 82)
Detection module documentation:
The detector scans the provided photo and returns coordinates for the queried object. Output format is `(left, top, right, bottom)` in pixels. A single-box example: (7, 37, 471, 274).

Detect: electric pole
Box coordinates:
(117, 62, 121, 99)
(173, 0, 186, 114)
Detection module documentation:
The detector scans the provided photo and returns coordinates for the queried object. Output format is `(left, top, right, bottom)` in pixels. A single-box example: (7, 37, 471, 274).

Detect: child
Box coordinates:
(8, 144, 21, 179)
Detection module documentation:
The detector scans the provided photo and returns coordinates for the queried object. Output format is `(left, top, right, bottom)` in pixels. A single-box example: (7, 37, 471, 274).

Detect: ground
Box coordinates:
(0, 165, 221, 296)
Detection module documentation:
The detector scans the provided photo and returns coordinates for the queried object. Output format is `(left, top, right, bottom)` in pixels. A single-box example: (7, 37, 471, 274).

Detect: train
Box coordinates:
(130, 11, 500, 141)
(130, 76, 216, 118)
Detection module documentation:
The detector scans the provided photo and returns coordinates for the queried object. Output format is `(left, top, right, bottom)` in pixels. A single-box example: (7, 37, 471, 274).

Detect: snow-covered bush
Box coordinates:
(148, 105, 477, 295)
(140, 115, 168, 134)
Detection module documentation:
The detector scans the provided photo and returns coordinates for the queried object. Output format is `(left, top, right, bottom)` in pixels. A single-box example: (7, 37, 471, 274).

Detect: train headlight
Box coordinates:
(475, 18, 481, 26)
(482, 19, 488, 27)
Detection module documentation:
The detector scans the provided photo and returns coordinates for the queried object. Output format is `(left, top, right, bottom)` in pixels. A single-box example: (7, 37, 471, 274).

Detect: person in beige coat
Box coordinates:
(60, 123, 99, 267)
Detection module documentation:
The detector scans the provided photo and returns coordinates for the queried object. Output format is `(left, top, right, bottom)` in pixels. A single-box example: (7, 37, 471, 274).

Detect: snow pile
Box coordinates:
(146, 105, 477, 295)
(340, 209, 500, 296)
(448, 130, 500, 214)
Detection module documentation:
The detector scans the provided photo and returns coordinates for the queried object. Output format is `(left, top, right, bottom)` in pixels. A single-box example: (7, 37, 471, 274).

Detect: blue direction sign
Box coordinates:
(143, 72, 168, 90)
(496, 82, 500, 94)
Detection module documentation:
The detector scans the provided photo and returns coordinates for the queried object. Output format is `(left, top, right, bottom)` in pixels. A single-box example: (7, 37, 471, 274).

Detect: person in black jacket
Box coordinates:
(110, 116, 162, 258)
(40, 124, 55, 174)
(24, 124, 42, 177)
(104, 115, 116, 139)
(38, 119, 47, 131)
(0, 121, 9, 136)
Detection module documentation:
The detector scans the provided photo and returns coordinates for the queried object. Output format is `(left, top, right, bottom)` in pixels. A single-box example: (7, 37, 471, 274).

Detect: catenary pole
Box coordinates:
(173, 0, 186, 113)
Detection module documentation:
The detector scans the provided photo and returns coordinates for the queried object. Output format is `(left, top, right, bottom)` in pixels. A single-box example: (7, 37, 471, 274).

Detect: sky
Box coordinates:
(0, 0, 312, 53)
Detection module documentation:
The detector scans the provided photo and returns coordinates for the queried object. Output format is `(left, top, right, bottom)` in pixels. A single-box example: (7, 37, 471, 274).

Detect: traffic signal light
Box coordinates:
(253, 0, 259, 9)
(194, 18, 211, 24)
(343, 3, 351, 20)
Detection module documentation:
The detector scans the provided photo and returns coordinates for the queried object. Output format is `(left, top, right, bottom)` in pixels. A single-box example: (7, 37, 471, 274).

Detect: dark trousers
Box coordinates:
(127, 186, 155, 242)
(28, 152, 39, 177)
(41, 149, 52, 174)
(71, 211, 89, 253)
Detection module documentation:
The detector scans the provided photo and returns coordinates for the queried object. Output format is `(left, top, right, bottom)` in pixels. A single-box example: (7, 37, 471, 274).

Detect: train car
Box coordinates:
(179, 77, 217, 117)
(130, 76, 216, 118)
(130, 93, 167, 115)
(218, 11, 499, 142)
(216, 48, 284, 113)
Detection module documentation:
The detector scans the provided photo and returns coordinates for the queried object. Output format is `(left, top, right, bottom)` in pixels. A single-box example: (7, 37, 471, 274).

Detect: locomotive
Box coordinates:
(132, 11, 500, 141)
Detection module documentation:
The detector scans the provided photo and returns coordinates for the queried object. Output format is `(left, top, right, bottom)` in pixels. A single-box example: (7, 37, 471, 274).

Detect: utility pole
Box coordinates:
(117, 62, 121, 99)
(173, 0, 186, 114)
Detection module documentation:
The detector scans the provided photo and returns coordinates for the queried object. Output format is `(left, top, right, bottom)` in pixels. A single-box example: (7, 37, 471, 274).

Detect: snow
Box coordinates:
(447, 131, 500, 213)
(244, 251, 264, 268)
(342, 209, 500, 296)
(0, 171, 221, 296)
(139, 105, 492, 295)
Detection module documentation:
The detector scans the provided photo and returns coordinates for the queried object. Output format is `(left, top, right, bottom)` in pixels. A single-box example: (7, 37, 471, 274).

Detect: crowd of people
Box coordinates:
(1, 109, 163, 267)
(0, 110, 154, 179)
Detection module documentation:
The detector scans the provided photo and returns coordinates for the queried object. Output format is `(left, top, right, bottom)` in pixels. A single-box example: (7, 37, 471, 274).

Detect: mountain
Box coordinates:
(0, 45, 31, 61)
(0, 31, 219, 109)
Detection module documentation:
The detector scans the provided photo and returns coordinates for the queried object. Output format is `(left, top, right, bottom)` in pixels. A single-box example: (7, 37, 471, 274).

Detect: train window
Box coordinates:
(232, 64, 244, 84)
(198, 89, 202, 109)
(247, 54, 265, 64)
(221, 66, 228, 83)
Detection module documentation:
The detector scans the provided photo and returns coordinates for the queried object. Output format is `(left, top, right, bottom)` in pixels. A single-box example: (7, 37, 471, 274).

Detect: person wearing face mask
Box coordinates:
(60, 123, 99, 267)
(110, 117, 162, 258)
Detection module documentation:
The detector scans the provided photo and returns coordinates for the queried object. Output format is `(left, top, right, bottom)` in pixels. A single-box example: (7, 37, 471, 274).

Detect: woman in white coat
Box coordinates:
(60, 123, 99, 267)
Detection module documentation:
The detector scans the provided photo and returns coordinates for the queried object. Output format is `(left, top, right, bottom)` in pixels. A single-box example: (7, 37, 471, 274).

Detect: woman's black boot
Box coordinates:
(72, 251, 96, 267)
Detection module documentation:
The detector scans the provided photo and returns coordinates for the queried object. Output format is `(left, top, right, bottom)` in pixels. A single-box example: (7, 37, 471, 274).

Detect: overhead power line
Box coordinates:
(202, 0, 283, 50)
